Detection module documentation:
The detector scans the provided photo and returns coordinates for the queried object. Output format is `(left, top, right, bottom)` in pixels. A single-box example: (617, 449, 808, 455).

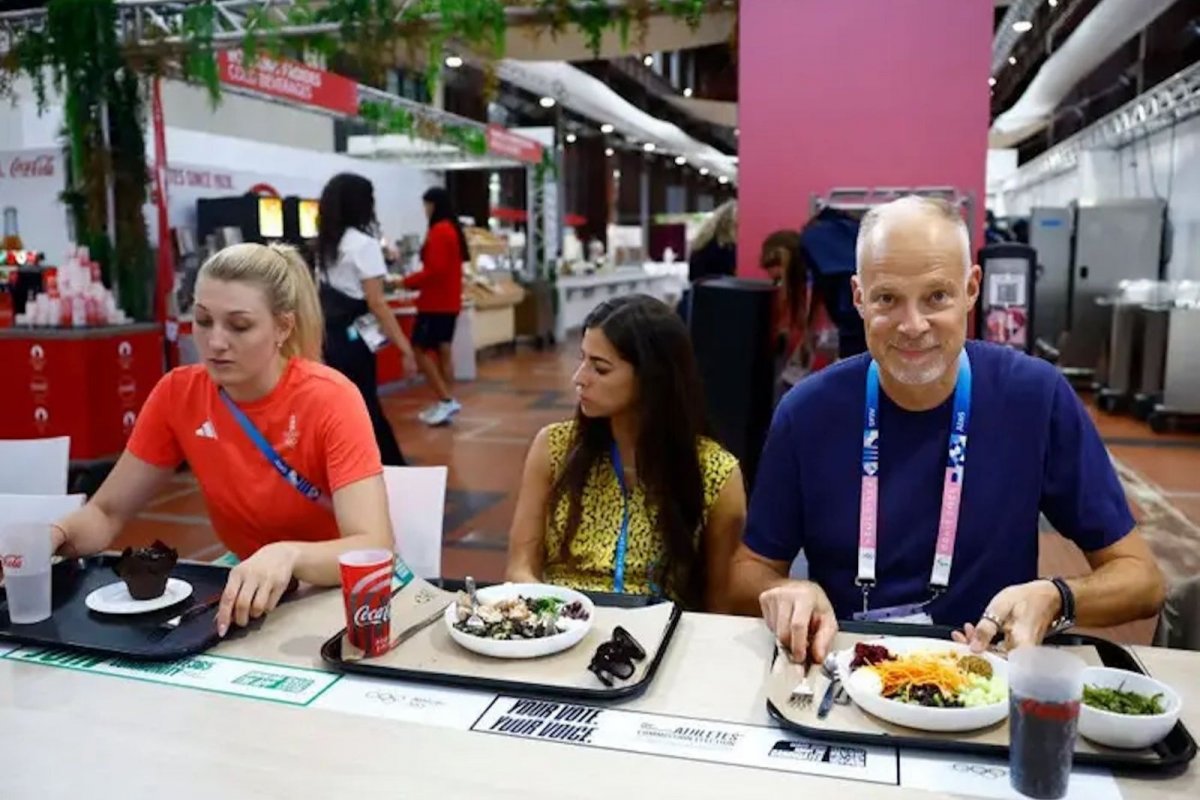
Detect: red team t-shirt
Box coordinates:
(127, 359, 383, 559)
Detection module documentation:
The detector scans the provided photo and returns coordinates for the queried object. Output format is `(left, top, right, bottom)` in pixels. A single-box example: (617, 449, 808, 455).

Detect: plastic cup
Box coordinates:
(1008, 646, 1087, 799)
(0, 523, 53, 624)
(338, 549, 394, 657)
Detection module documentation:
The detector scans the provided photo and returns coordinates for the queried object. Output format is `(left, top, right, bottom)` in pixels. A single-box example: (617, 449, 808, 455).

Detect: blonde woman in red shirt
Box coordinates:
(404, 186, 468, 427)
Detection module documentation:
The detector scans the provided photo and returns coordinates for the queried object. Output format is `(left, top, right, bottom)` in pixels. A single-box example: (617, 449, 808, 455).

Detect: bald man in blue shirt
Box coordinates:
(730, 196, 1165, 663)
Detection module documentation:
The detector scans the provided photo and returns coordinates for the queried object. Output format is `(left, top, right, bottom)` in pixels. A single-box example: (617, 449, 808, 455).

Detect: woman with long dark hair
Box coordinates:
(402, 185, 469, 427)
(505, 295, 746, 611)
(316, 172, 413, 466)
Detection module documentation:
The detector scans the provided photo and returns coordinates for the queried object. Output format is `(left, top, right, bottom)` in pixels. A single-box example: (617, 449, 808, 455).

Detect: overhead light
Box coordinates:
(1012, 21, 1033, 33)
(683, 87, 693, 98)
(565, 133, 577, 143)
(734, 127, 740, 137)
(600, 123, 614, 134)
(1008, 56, 1017, 66)
(539, 96, 556, 108)
(613, 169, 621, 178)
(988, 77, 996, 87)
(718, 176, 729, 185)
(605, 147, 614, 157)
(699, 167, 709, 176)
(642, 142, 656, 152)
(1049, 0, 1058, 7)
(642, 55, 654, 67)
(444, 55, 463, 69)
(675, 156, 686, 166)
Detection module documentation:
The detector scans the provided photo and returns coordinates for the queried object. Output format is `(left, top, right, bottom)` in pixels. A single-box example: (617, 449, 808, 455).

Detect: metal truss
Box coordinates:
(1006, 61, 1200, 192)
(991, 0, 1045, 77)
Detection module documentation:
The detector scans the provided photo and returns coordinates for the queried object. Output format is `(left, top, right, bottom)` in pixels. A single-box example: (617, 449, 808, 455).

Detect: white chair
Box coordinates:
(382, 466, 448, 580)
(0, 437, 70, 495)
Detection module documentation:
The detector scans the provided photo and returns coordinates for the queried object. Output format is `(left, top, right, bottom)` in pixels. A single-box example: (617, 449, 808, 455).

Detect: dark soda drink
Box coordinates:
(1008, 691, 1080, 798)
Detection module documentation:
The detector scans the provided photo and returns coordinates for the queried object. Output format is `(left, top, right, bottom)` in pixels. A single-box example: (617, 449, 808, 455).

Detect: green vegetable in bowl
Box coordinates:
(528, 596, 564, 614)
(1083, 683, 1165, 716)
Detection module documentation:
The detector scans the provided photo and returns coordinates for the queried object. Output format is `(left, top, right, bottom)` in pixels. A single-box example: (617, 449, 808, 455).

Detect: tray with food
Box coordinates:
(320, 579, 681, 701)
(0, 546, 243, 661)
(765, 621, 1196, 774)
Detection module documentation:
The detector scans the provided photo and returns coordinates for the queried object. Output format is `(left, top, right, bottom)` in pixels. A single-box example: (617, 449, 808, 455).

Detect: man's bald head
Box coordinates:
(855, 196, 971, 280)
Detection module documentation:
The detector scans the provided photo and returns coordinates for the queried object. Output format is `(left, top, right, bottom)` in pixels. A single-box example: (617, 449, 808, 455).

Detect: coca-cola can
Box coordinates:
(338, 549, 394, 657)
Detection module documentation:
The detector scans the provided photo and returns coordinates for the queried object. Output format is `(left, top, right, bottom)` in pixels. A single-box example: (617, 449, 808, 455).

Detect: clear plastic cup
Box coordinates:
(1008, 646, 1087, 799)
(0, 523, 53, 624)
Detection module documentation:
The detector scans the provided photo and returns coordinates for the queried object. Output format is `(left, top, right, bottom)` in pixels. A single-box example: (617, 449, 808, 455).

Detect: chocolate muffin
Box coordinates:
(113, 540, 178, 600)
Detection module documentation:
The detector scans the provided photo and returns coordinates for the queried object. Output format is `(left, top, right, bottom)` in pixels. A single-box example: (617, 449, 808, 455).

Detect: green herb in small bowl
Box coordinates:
(1083, 683, 1165, 716)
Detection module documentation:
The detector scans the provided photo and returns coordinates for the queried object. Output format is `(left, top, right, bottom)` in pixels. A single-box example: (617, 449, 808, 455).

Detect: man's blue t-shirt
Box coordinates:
(744, 340, 1134, 626)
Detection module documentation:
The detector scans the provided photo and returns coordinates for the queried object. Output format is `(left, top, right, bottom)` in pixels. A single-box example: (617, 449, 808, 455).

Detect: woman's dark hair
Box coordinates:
(317, 172, 376, 269)
(422, 186, 470, 263)
(760, 229, 805, 324)
(550, 295, 712, 609)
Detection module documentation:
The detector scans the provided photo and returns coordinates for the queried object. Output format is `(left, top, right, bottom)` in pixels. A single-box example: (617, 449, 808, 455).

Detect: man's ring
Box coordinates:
(980, 611, 1005, 629)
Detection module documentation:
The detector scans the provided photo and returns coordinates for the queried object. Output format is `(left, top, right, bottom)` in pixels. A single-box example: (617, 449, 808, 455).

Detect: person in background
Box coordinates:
(729, 196, 1165, 663)
(316, 172, 412, 466)
(403, 186, 469, 427)
(760, 229, 809, 394)
(505, 295, 746, 612)
(687, 199, 738, 284)
(52, 243, 394, 636)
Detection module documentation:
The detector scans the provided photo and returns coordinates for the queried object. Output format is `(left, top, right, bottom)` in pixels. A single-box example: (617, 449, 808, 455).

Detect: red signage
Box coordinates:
(218, 50, 359, 116)
(0, 154, 55, 179)
(486, 124, 545, 164)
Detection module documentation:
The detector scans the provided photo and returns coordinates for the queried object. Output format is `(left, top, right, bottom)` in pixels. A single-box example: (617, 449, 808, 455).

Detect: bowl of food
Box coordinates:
(835, 637, 1009, 732)
(1078, 667, 1180, 750)
(445, 582, 594, 659)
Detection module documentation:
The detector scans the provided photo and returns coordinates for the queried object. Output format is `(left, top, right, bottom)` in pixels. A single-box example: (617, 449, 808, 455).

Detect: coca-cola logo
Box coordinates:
(117, 340, 133, 369)
(118, 376, 137, 405)
(33, 406, 49, 432)
(353, 603, 390, 627)
(4, 154, 55, 179)
(2, 553, 23, 570)
(122, 410, 137, 436)
(30, 375, 49, 402)
(29, 344, 45, 371)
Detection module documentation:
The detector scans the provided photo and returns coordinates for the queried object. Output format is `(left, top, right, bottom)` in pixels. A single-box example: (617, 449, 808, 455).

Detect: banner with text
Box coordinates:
(218, 51, 359, 116)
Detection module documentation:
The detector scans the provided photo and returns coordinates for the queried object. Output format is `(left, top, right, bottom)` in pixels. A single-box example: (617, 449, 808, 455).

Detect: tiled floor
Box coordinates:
(119, 345, 1200, 645)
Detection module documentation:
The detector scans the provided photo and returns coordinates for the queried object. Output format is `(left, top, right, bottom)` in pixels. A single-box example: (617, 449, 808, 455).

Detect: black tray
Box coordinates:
(0, 555, 233, 661)
(767, 620, 1198, 775)
(320, 579, 682, 702)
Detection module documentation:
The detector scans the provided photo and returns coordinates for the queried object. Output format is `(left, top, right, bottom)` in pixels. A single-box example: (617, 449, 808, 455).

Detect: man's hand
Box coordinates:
(954, 579, 1062, 652)
(759, 581, 839, 664)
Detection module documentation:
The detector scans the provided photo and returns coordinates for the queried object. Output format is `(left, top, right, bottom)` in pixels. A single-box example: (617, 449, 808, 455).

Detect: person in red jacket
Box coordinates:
(404, 186, 469, 426)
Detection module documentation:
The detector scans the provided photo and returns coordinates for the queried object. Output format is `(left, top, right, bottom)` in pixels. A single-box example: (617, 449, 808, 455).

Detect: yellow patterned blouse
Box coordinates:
(541, 421, 739, 603)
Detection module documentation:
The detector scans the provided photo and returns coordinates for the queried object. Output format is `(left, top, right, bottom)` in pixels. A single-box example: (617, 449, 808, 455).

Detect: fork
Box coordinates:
(777, 640, 815, 709)
(151, 593, 222, 639)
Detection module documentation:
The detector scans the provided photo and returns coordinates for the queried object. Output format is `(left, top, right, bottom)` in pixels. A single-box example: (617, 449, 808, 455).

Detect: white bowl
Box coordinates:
(1078, 666, 1181, 750)
(444, 582, 595, 659)
(835, 637, 1009, 733)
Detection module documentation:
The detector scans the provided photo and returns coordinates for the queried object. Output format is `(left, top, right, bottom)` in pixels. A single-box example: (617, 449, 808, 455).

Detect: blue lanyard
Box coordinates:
(859, 349, 972, 602)
(218, 389, 333, 511)
(610, 442, 632, 593)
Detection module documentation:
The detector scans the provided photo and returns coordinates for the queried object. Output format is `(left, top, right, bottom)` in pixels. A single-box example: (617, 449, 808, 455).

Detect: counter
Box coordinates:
(554, 267, 681, 341)
(0, 323, 163, 462)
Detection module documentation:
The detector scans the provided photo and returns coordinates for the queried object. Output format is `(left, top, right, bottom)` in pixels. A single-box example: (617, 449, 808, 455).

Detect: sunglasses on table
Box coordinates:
(588, 626, 646, 687)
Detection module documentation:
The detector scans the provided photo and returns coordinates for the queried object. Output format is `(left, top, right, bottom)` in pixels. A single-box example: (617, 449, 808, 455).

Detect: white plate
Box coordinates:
(834, 636, 1009, 733)
(84, 578, 193, 615)
(444, 582, 595, 659)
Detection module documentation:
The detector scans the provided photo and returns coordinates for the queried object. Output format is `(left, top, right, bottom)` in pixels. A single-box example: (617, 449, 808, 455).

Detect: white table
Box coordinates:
(2, 590, 1196, 799)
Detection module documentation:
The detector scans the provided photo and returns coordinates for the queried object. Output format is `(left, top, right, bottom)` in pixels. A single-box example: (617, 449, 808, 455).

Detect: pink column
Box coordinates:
(736, 0, 992, 276)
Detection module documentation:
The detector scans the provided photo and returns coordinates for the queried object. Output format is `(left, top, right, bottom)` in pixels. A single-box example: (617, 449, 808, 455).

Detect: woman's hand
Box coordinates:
(216, 542, 300, 637)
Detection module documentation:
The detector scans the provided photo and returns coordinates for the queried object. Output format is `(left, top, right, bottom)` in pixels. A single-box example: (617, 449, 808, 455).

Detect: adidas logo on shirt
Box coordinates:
(194, 420, 218, 439)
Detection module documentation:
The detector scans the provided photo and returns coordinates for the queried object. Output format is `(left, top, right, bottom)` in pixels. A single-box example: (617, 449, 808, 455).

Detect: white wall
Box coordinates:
(157, 127, 438, 243)
(1002, 114, 1200, 279)
(160, 79, 336, 152)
